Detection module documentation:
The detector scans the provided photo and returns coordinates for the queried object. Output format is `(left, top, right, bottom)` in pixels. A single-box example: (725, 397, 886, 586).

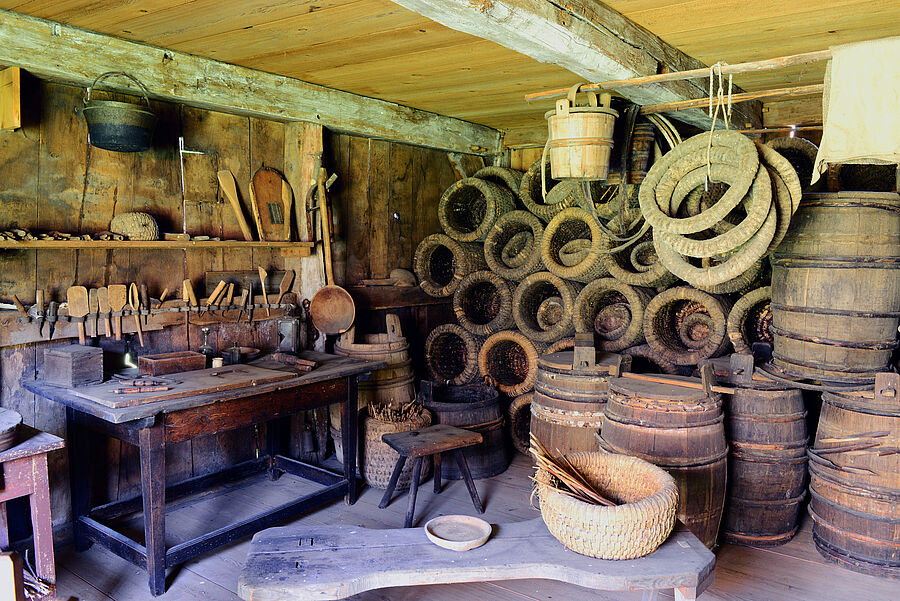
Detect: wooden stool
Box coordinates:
(379, 424, 484, 527)
(0, 426, 64, 594)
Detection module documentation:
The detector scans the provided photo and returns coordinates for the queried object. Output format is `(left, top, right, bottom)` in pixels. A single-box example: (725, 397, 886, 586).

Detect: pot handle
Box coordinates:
(85, 72, 152, 108)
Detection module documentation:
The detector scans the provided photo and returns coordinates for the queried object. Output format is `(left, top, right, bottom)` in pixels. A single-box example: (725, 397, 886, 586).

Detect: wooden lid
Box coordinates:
(0, 407, 23, 433)
(608, 375, 711, 401)
(538, 350, 623, 374)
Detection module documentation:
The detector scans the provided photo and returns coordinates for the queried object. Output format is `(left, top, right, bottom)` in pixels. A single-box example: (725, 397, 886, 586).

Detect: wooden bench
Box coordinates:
(238, 517, 715, 601)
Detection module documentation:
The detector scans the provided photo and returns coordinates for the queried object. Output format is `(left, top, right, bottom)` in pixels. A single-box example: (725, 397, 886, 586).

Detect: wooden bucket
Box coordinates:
(531, 349, 628, 458)
(600, 376, 727, 549)
(770, 192, 900, 384)
(722, 382, 808, 547)
(808, 378, 900, 578)
(545, 85, 618, 181)
(420, 380, 509, 480)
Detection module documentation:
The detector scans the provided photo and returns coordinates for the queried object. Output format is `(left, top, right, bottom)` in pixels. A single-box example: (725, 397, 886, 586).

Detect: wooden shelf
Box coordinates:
(0, 240, 313, 256)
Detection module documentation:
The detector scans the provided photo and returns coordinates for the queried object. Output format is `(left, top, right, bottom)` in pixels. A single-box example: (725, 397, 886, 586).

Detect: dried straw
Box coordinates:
(529, 433, 616, 506)
(368, 400, 423, 423)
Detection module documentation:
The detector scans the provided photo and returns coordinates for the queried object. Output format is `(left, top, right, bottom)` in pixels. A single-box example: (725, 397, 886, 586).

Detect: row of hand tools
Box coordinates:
(9, 268, 295, 347)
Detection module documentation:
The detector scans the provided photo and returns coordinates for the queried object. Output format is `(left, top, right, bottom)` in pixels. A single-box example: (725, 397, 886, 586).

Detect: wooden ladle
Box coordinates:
(66, 286, 89, 345)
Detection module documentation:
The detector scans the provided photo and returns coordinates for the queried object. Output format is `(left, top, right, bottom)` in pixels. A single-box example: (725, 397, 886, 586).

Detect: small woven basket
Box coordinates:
(425, 323, 483, 386)
(535, 451, 678, 560)
(110, 211, 159, 240)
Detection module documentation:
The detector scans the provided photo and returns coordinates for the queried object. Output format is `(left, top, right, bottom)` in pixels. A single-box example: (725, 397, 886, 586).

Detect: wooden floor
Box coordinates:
(53, 454, 898, 601)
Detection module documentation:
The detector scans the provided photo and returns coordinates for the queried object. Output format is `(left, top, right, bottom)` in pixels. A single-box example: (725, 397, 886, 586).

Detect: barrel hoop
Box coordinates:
(608, 394, 721, 411)
(724, 527, 800, 545)
(531, 401, 604, 427)
(808, 459, 900, 498)
(770, 302, 900, 319)
(812, 531, 900, 573)
(799, 200, 900, 212)
(822, 393, 900, 417)
(729, 411, 807, 423)
(455, 417, 505, 434)
(756, 364, 874, 391)
(809, 493, 900, 531)
(770, 255, 900, 268)
(727, 492, 807, 508)
(771, 353, 885, 377)
(770, 325, 900, 350)
(548, 137, 614, 148)
(602, 411, 724, 429)
(600, 436, 729, 467)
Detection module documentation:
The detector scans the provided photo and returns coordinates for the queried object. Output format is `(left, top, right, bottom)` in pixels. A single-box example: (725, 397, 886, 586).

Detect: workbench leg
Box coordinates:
(29, 453, 56, 585)
(454, 449, 483, 513)
(433, 452, 442, 494)
(266, 417, 287, 481)
(378, 456, 407, 509)
(139, 424, 167, 596)
(0, 502, 9, 550)
(343, 376, 359, 505)
(404, 457, 423, 528)
(66, 407, 92, 552)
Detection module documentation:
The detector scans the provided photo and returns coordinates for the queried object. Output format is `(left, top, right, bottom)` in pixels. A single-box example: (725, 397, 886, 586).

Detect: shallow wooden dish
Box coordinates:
(0, 407, 23, 452)
(424, 515, 492, 551)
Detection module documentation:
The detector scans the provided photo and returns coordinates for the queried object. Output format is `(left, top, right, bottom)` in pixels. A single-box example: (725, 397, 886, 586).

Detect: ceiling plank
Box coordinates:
(389, 0, 762, 130)
(0, 8, 502, 155)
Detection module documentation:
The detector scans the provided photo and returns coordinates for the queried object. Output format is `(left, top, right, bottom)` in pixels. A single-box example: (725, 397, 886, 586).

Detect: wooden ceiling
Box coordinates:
(3, 0, 898, 146)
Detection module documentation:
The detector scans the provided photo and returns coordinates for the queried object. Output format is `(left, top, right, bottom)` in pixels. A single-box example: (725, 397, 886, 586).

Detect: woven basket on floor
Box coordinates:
(535, 451, 678, 560)
(362, 411, 432, 490)
(478, 330, 545, 397)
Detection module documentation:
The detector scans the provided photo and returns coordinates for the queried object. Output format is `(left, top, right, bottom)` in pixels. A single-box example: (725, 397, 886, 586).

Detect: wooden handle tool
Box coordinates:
(159, 288, 170, 304)
(281, 179, 293, 241)
(258, 266, 270, 316)
(217, 169, 254, 241)
(35, 290, 45, 337)
(129, 283, 144, 347)
(88, 288, 100, 338)
(139, 284, 150, 326)
(97, 287, 112, 337)
(108, 284, 127, 340)
(222, 283, 235, 316)
(235, 288, 248, 322)
(249, 177, 266, 243)
(11, 295, 28, 317)
(204, 280, 227, 316)
(182, 279, 198, 309)
(274, 270, 294, 305)
(317, 167, 335, 285)
(66, 286, 89, 345)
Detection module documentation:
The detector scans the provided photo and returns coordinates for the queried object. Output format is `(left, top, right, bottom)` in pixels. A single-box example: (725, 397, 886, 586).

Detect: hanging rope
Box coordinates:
(704, 62, 734, 190)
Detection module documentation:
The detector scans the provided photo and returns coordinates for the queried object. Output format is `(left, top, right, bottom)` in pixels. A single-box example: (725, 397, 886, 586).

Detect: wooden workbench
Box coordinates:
(24, 351, 383, 597)
(238, 517, 716, 601)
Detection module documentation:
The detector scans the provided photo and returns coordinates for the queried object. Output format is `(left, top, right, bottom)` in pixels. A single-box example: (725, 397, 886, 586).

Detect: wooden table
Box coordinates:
(24, 351, 382, 597)
(0, 426, 65, 595)
(238, 517, 715, 601)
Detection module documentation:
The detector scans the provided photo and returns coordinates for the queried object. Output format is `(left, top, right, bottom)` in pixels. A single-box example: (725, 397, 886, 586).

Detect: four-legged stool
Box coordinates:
(379, 424, 484, 527)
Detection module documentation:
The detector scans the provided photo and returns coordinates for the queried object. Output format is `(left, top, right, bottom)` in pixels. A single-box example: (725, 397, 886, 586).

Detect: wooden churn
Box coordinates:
(544, 83, 618, 181)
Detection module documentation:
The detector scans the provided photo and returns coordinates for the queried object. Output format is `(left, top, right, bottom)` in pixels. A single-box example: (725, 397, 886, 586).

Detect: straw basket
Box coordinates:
(535, 452, 678, 560)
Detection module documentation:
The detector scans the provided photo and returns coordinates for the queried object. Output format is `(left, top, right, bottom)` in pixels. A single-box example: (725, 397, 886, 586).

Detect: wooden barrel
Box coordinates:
(808, 383, 900, 578)
(545, 89, 618, 180)
(770, 192, 900, 384)
(531, 350, 628, 457)
(420, 381, 509, 480)
(334, 314, 414, 409)
(600, 376, 727, 549)
(722, 382, 808, 547)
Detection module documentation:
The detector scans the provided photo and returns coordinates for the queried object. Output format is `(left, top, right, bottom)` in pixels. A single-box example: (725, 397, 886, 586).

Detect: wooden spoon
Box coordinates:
(108, 284, 127, 341)
(66, 286, 89, 345)
(129, 283, 144, 347)
(88, 288, 100, 338)
(274, 270, 294, 305)
(258, 266, 270, 317)
(97, 287, 112, 338)
(217, 170, 254, 241)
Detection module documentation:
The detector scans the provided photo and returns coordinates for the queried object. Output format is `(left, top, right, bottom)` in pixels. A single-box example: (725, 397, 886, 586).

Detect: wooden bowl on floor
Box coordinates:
(424, 515, 492, 551)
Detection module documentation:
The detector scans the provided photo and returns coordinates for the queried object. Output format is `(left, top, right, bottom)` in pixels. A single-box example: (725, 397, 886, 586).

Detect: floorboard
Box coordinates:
(52, 452, 898, 601)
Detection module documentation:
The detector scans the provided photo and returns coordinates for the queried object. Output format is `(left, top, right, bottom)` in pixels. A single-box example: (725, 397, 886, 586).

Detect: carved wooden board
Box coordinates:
(251, 167, 290, 242)
(70, 365, 295, 409)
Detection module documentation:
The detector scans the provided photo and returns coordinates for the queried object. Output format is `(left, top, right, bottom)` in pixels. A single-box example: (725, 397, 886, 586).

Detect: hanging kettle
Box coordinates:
(81, 72, 157, 152)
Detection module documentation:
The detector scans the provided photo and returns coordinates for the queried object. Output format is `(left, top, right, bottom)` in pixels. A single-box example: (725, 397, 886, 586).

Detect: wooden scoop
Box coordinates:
(88, 288, 100, 338)
(274, 269, 294, 305)
(66, 286, 89, 345)
(129, 283, 144, 347)
(108, 284, 127, 340)
(98, 287, 112, 338)
(258, 266, 270, 316)
(217, 170, 254, 241)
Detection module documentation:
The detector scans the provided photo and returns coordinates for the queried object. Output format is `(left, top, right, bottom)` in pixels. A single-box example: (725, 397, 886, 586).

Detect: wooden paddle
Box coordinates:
(66, 286, 89, 345)
(217, 169, 255, 241)
(129, 283, 144, 347)
(274, 270, 294, 305)
(251, 167, 290, 242)
(108, 284, 127, 341)
(258, 266, 270, 317)
(98, 287, 112, 338)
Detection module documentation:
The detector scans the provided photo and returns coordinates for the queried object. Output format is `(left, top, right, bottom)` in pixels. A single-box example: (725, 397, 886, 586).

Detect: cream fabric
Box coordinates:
(811, 36, 900, 184)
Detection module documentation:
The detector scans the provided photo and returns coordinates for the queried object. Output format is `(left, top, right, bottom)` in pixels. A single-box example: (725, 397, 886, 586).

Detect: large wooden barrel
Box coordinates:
(334, 314, 415, 409)
(530, 350, 628, 457)
(722, 381, 808, 547)
(808, 383, 900, 578)
(420, 381, 509, 480)
(600, 376, 727, 549)
(770, 192, 900, 384)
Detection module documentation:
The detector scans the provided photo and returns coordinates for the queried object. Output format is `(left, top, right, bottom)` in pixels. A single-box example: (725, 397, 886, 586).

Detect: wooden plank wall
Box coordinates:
(0, 79, 458, 528)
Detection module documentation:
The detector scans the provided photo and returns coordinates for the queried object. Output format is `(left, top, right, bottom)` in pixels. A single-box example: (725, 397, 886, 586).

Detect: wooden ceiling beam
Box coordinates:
(0, 9, 502, 156)
(390, 0, 762, 131)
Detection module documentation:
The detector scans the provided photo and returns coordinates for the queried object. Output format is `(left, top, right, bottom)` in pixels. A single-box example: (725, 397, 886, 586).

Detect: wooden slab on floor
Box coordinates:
(237, 517, 715, 601)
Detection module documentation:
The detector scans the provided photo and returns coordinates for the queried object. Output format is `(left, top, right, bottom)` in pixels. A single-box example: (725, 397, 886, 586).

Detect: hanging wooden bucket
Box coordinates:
(531, 348, 628, 458)
(420, 380, 509, 480)
(81, 72, 157, 153)
(808, 377, 900, 579)
(600, 376, 728, 549)
(770, 192, 900, 384)
(722, 381, 808, 547)
(545, 84, 618, 181)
